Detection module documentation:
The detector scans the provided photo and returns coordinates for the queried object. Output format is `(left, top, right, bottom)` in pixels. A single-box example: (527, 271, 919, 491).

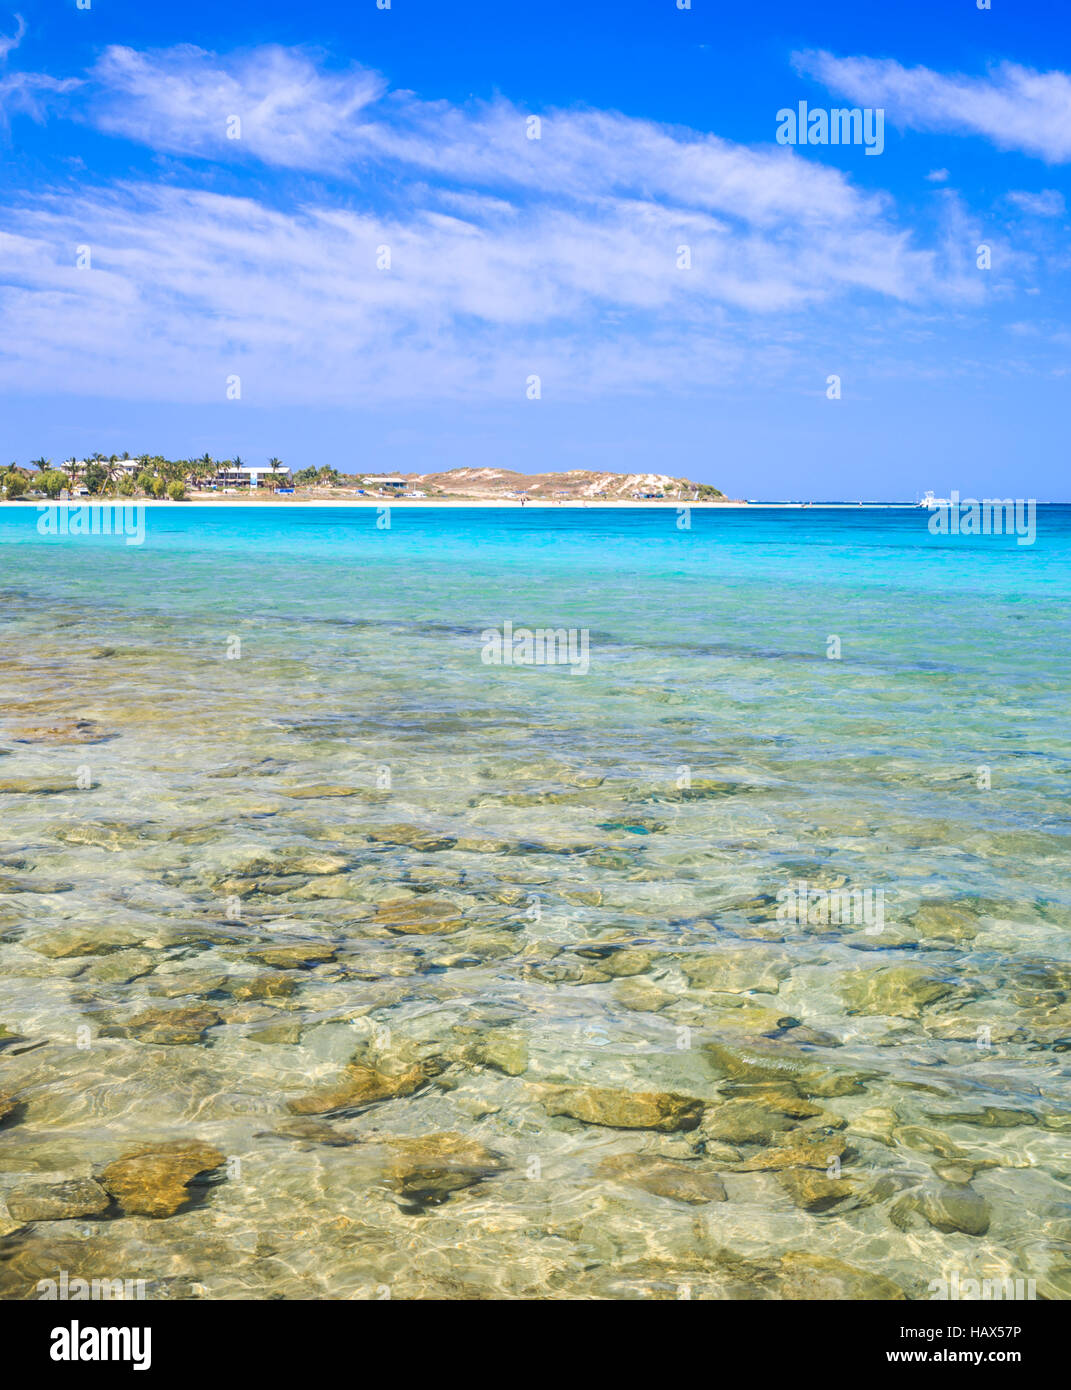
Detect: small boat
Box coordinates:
(918, 490, 951, 509)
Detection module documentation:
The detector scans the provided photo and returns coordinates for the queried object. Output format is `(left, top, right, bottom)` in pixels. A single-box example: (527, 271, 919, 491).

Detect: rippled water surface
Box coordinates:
(1, 504, 1070, 1300)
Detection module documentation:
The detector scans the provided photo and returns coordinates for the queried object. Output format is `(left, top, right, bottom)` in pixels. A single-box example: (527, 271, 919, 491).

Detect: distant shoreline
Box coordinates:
(1, 496, 946, 510)
(9, 496, 1062, 509)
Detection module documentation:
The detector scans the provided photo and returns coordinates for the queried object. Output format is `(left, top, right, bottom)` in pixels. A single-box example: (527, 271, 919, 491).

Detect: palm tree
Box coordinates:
(264, 457, 285, 493)
(30, 456, 50, 472)
(104, 455, 127, 493)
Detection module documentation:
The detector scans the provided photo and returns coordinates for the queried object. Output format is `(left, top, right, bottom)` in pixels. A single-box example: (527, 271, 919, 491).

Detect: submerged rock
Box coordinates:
(705, 1004, 797, 1035)
(54, 821, 152, 850)
(237, 850, 350, 877)
(736, 1133, 847, 1172)
(291, 876, 365, 900)
(283, 785, 362, 799)
(79, 950, 156, 985)
(99, 1141, 226, 1218)
(836, 965, 959, 1018)
(247, 1020, 304, 1045)
(148, 972, 229, 999)
(6, 1178, 111, 1222)
(932, 1159, 1000, 1184)
(890, 1184, 991, 1237)
(0, 874, 74, 894)
(908, 901, 980, 942)
(574, 945, 655, 978)
(101, 1005, 222, 1046)
(247, 944, 337, 969)
(0, 1026, 28, 1052)
(255, 1117, 356, 1146)
(613, 979, 676, 1012)
(776, 1252, 905, 1300)
(287, 1060, 439, 1115)
(598, 1153, 726, 1204)
(662, 779, 767, 802)
(26, 925, 146, 958)
(681, 948, 793, 995)
(700, 1099, 797, 1147)
(373, 899, 466, 935)
(704, 1039, 863, 1096)
(927, 1106, 1038, 1129)
(462, 1030, 529, 1076)
(386, 1133, 505, 1206)
(537, 1084, 704, 1132)
(10, 719, 115, 745)
(893, 1125, 968, 1159)
(0, 778, 94, 795)
(849, 1107, 901, 1145)
(778, 1169, 856, 1212)
(366, 825, 457, 852)
(223, 973, 297, 1001)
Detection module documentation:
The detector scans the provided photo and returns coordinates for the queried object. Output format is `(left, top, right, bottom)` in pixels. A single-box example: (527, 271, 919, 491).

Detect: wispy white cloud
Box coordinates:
(0, 12, 25, 62)
(2, 177, 952, 406)
(796, 50, 1071, 163)
(89, 44, 385, 171)
(86, 43, 886, 232)
(0, 43, 1007, 407)
(0, 69, 79, 124)
(1006, 188, 1065, 217)
(0, 14, 79, 124)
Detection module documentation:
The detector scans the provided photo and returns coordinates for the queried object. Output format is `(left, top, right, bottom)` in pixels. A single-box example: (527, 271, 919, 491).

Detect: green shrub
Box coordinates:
(166, 480, 186, 501)
(117, 475, 136, 497)
(4, 474, 27, 499)
(40, 470, 67, 498)
(151, 476, 168, 498)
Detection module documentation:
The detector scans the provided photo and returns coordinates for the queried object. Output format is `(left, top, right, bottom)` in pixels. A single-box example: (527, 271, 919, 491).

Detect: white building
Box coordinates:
(213, 463, 293, 488)
(361, 475, 407, 492)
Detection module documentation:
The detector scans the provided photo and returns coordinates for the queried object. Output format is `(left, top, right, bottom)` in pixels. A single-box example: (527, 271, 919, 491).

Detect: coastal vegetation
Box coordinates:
(2, 458, 728, 502)
(0, 454, 305, 500)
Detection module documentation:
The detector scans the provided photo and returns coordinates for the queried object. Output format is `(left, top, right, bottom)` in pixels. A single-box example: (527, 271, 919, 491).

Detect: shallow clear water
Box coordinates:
(1, 504, 1070, 1300)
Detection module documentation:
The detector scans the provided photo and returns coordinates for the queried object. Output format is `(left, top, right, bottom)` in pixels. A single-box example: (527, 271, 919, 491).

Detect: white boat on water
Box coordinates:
(918, 490, 951, 509)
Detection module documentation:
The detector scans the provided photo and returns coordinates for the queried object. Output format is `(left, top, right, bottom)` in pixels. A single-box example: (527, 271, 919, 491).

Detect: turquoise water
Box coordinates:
(1, 504, 1070, 1300)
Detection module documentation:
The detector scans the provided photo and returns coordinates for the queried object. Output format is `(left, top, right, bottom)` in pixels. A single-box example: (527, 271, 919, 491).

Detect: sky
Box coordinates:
(1, 0, 1069, 500)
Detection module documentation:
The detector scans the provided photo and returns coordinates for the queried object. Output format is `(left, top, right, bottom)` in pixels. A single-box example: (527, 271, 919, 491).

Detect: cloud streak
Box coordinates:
(0, 12, 25, 62)
(797, 50, 1071, 163)
(0, 42, 1007, 407)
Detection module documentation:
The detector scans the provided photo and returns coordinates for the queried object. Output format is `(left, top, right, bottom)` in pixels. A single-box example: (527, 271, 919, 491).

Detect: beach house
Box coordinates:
(213, 463, 293, 488)
(361, 476, 407, 493)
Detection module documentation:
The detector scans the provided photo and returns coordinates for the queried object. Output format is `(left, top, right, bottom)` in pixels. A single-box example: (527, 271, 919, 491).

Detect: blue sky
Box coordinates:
(1, 0, 1069, 498)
